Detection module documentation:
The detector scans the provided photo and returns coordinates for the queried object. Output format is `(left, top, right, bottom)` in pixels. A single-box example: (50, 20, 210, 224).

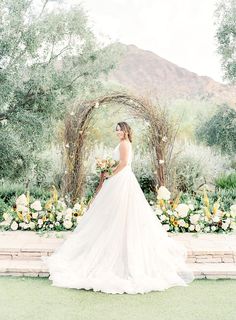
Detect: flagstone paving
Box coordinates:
(0, 231, 236, 279)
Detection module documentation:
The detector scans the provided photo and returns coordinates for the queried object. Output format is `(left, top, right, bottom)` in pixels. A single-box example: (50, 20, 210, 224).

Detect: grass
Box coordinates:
(0, 277, 236, 320)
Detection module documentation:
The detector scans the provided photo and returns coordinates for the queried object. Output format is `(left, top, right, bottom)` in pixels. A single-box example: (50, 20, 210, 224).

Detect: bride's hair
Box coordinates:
(116, 122, 132, 143)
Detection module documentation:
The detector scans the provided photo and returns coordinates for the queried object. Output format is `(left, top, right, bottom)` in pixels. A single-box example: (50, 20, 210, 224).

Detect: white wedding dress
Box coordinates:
(42, 141, 195, 294)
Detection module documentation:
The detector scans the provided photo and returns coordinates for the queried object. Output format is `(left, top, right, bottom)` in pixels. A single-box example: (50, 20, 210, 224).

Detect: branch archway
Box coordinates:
(62, 92, 175, 205)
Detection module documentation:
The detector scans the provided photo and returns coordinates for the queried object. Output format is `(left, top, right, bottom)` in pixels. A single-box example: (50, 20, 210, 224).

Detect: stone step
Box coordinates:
(0, 231, 236, 263)
(0, 248, 235, 263)
(0, 259, 236, 279)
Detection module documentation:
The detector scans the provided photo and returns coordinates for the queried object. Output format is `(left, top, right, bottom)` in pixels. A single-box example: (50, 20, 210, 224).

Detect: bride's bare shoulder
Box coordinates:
(119, 140, 130, 148)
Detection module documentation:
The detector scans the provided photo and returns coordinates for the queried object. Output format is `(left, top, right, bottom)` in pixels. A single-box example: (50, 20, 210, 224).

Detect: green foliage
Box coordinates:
(215, 0, 236, 84)
(0, 0, 121, 182)
(195, 104, 236, 154)
(0, 181, 51, 205)
(215, 172, 236, 189)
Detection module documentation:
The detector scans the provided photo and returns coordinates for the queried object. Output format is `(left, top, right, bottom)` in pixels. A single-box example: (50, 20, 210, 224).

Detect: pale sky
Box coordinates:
(77, 0, 224, 83)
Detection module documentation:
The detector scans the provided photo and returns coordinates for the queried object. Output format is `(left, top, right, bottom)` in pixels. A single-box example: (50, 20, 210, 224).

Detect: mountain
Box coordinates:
(108, 43, 236, 107)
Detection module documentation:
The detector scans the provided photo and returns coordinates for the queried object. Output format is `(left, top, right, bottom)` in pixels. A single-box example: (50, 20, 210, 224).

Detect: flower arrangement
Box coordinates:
(95, 157, 118, 176)
(0, 185, 87, 231)
(151, 186, 236, 233)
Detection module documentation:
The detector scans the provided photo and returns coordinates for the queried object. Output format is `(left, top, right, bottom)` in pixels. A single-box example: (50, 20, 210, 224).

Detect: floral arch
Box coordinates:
(62, 92, 175, 205)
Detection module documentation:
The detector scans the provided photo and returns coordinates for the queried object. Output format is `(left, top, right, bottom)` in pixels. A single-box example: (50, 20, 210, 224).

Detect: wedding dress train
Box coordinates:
(41, 141, 195, 294)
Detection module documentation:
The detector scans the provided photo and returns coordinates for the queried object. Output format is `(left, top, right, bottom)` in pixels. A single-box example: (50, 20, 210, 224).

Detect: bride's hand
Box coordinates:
(103, 171, 111, 179)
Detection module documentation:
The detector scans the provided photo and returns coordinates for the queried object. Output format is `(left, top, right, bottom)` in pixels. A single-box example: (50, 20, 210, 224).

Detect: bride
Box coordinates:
(42, 121, 195, 294)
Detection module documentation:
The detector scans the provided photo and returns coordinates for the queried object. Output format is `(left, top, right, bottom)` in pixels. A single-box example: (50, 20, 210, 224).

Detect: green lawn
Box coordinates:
(0, 277, 236, 320)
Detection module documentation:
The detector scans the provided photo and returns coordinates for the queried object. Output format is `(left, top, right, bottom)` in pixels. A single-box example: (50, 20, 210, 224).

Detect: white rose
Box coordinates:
(32, 212, 38, 219)
(188, 204, 194, 211)
(163, 224, 170, 231)
(16, 194, 28, 206)
(30, 200, 42, 211)
(190, 214, 200, 225)
(160, 214, 166, 222)
(230, 221, 236, 229)
(155, 208, 163, 216)
(3, 212, 10, 221)
(16, 204, 28, 213)
(212, 215, 220, 223)
(222, 222, 229, 230)
(230, 204, 236, 217)
(189, 224, 195, 231)
(29, 222, 36, 230)
(10, 221, 18, 231)
(195, 224, 201, 232)
(55, 222, 60, 226)
(56, 213, 63, 221)
(178, 219, 186, 227)
(175, 204, 189, 218)
(157, 186, 171, 200)
(57, 200, 67, 210)
(66, 208, 73, 215)
(63, 220, 73, 229)
(73, 203, 81, 211)
(65, 213, 72, 220)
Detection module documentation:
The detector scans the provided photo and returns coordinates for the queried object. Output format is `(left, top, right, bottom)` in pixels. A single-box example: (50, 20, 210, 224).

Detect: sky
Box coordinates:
(50, 0, 224, 83)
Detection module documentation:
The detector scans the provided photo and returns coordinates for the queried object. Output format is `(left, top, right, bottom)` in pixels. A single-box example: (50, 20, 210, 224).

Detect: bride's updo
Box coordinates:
(116, 122, 132, 143)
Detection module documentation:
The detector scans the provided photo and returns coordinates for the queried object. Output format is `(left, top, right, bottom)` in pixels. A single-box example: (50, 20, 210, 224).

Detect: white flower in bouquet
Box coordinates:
(225, 218, 231, 224)
(188, 204, 194, 211)
(160, 214, 166, 222)
(16, 194, 28, 206)
(30, 200, 42, 211)
(163, 224, 170, 231)
(16, 204, 28, 213)
(204, 226, 210, 232)
(222, 222, 229, 230)
(190, 214, 200, 225)
(155, 208, 163, 216)
(230, 204, 236, 218)
(216, 209, 223, 217)
(57, 200, 67, 211)
(175, 204, 189, 218)
(157, 186, 171, 200)
(19, 222, 25, 228)
(73, 203, 81, 211)
(212, 215, 220, 223)
(211, 226, 217, 232)
(3, 212, 11, 221)
(10, 221, 18, 231)
(189, 224, 195, 231)
(55, 222, 60, 226)
(63, 220, 73, 229)
(29, 222, 36, 230)
(23, 223, 30, 229)
(32, 212, 38, 219)
(49, 224, 54, 228)
(38, 219, 43, 226)
(178, 219, 186, 227)
(56, 212, 63, 221)
(76, 216, 83, 223)
(65, 208, 73, 216)
(173, 211, 179, 218)
(230, 221, 236, 229)
(195, 224, 201, 232)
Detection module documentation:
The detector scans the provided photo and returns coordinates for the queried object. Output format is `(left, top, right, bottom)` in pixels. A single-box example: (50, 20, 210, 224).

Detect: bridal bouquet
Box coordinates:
(95, 157, 118, 176)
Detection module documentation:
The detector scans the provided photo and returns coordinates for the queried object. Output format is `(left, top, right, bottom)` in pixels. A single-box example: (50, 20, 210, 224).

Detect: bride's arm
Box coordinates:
(107, 141, 129, 178)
